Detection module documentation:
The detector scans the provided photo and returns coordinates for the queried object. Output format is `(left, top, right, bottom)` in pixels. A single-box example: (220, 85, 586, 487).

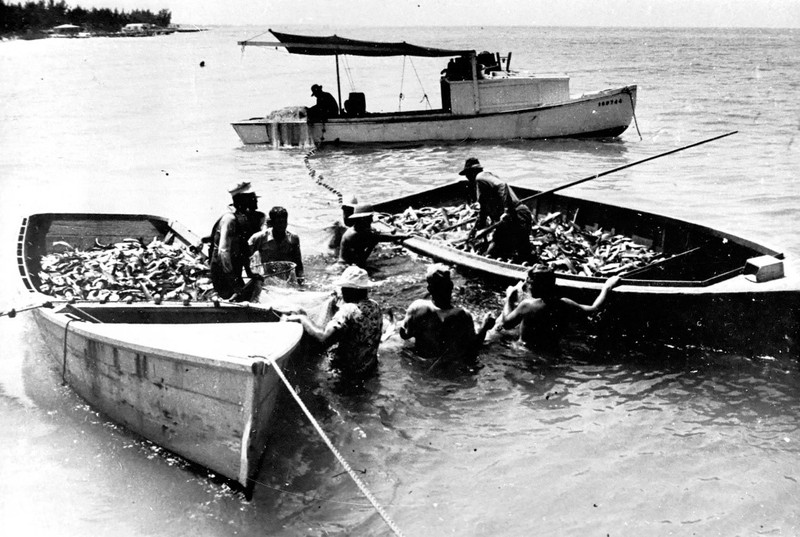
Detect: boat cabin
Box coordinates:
(441, 54, 570, 114)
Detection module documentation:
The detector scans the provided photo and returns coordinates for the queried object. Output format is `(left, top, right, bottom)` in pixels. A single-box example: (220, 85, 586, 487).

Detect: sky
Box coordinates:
(39, 0, 800, 28)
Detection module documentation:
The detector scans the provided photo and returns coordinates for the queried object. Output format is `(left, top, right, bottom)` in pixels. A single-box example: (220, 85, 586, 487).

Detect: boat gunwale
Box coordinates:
(232, 85, 638, 127)
(16, 212, 302, 374)
(34, 303, 300, 374)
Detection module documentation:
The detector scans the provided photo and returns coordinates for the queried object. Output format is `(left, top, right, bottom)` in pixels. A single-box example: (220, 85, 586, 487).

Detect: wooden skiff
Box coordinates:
(16, 212, 304, 495)
(365, 180, 800, 353)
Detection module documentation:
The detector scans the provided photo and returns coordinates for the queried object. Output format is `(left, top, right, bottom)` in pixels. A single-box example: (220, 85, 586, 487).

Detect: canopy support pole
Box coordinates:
(470, 54, 480, 113)
(335, 54, 343, 114)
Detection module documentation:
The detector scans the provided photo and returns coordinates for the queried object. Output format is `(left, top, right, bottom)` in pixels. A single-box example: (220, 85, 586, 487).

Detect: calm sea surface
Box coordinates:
(1, 25, 799, 536)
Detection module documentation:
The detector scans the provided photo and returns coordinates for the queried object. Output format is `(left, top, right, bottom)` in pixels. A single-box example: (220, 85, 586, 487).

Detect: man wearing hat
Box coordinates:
(307, 83, 339, 122)
(494, 264, 620, 351)
(458, 157, 533, 263)
(338, 203, 410, 267)
(285, 266, 383, 383)
(208, 181, 262, 301)
(399, 264, 495, 368)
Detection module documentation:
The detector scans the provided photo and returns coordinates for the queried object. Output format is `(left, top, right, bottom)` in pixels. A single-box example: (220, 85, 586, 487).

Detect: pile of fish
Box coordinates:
(38, 238, 214, 302)
(375, 204, 663, 277)
(265, 106, 308, 121)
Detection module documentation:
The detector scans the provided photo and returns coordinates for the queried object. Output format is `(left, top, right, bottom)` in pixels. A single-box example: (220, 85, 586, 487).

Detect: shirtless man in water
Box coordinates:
(496, 265, 621, 350)
(399, 264, 494, 367)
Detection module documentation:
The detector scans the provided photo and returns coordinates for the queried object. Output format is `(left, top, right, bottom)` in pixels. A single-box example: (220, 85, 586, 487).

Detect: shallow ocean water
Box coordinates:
(1, 25, 798, 536)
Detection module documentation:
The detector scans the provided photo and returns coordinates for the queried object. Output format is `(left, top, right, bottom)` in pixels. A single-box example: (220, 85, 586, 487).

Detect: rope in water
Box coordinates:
(303, 133, 344, 206)
(254, 355, 407, 537)
(624, 87, 642, 141)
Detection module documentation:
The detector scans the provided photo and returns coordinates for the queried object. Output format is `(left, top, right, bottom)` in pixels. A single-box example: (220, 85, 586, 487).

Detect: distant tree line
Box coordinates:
(0, 0, 172, 34)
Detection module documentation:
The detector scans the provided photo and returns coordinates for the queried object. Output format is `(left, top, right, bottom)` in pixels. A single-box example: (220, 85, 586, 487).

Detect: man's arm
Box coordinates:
(285, 313, 339, 344)
(561, 275, 621, 313)
(497, 282, 529, 329)
(398, 301, 423, 340)
(290, 235, 304, 280)
(217, 214, 235, 273)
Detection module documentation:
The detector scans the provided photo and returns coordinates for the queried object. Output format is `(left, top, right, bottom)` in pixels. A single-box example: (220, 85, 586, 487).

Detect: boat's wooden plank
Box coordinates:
(37, 317, 298, 484)
(82, 322, 302, 364)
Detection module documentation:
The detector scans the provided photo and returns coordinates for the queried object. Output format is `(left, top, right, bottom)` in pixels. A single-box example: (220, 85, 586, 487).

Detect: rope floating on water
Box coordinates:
(255, 355, 407, 537)
(304, 144, 344, 206)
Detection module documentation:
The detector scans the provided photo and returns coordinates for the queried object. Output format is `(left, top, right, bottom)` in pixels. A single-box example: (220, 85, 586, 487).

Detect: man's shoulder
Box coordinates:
(476, 171, 501, 184)
(249, 229, 268, 243)
(518, 297, 547, 313)
(218, 210, 236, 223)
(406, 299, 435, 314)
(285, 230, 301, 244)
(444, 306, 474, 323)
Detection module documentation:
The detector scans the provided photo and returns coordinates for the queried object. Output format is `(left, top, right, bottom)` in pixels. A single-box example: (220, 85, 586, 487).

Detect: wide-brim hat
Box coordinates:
(229, 181, 259, 197)
(458, 157, 483, 176)
(349, 203, 375, 220)
(333, 265, 374, 289)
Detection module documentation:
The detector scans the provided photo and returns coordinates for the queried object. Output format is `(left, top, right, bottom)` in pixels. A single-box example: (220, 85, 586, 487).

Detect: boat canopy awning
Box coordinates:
(238, 29, 475, 58)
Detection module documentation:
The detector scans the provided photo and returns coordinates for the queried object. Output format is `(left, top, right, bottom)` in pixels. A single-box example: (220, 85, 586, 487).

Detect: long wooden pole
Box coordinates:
(460, 130, 738, 244)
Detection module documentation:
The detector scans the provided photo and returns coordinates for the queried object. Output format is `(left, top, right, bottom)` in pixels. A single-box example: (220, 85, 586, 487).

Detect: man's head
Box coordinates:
(526, 264, 557, 299)
(349, 204, 375, 230)
(333, 265, 373, 301)
(458, 157, 483, 180)
(310, 84, 322, 96)
(268, 206, 289, 234)
(229, 182, 259, 212)
(426, 263, 454, 302)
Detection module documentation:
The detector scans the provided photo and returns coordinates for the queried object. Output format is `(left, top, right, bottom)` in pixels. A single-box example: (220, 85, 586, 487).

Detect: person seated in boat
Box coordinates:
(285, 266, 382, 384)
(307, 84, 339, 122)
(493, 264, 620, 351)
(458, 157, 533, 263)
(248, 206, 304, 284)
(337, 203, 410, 268)
(209, 182, 263, 301)
(399, 264, 495, 369)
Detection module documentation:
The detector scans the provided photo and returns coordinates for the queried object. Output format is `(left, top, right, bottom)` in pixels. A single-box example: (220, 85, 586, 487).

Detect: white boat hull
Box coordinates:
(232, 85, 637, 147)
(33, 306, 303, 491)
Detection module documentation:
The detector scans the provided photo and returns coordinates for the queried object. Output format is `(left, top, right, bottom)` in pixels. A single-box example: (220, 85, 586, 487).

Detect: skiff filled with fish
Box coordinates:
(16, 212, 305, 495)
(361, 180, 800, 353)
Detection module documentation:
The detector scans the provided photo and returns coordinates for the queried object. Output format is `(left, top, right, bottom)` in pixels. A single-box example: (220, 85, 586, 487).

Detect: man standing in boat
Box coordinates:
(459, 157, 533, 263)
(399, 264, 495, 369)
(209, 182, 262, 301)
(248, 206, 304, 284)
(307, 83, 339, 122)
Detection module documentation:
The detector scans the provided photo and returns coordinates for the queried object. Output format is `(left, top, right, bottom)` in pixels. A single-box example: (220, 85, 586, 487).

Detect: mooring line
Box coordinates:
(245, 476, 373, 506)
(625, 87, 642, 140)
(253, 355, 407, 537)
(303, 130, 344, 206)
